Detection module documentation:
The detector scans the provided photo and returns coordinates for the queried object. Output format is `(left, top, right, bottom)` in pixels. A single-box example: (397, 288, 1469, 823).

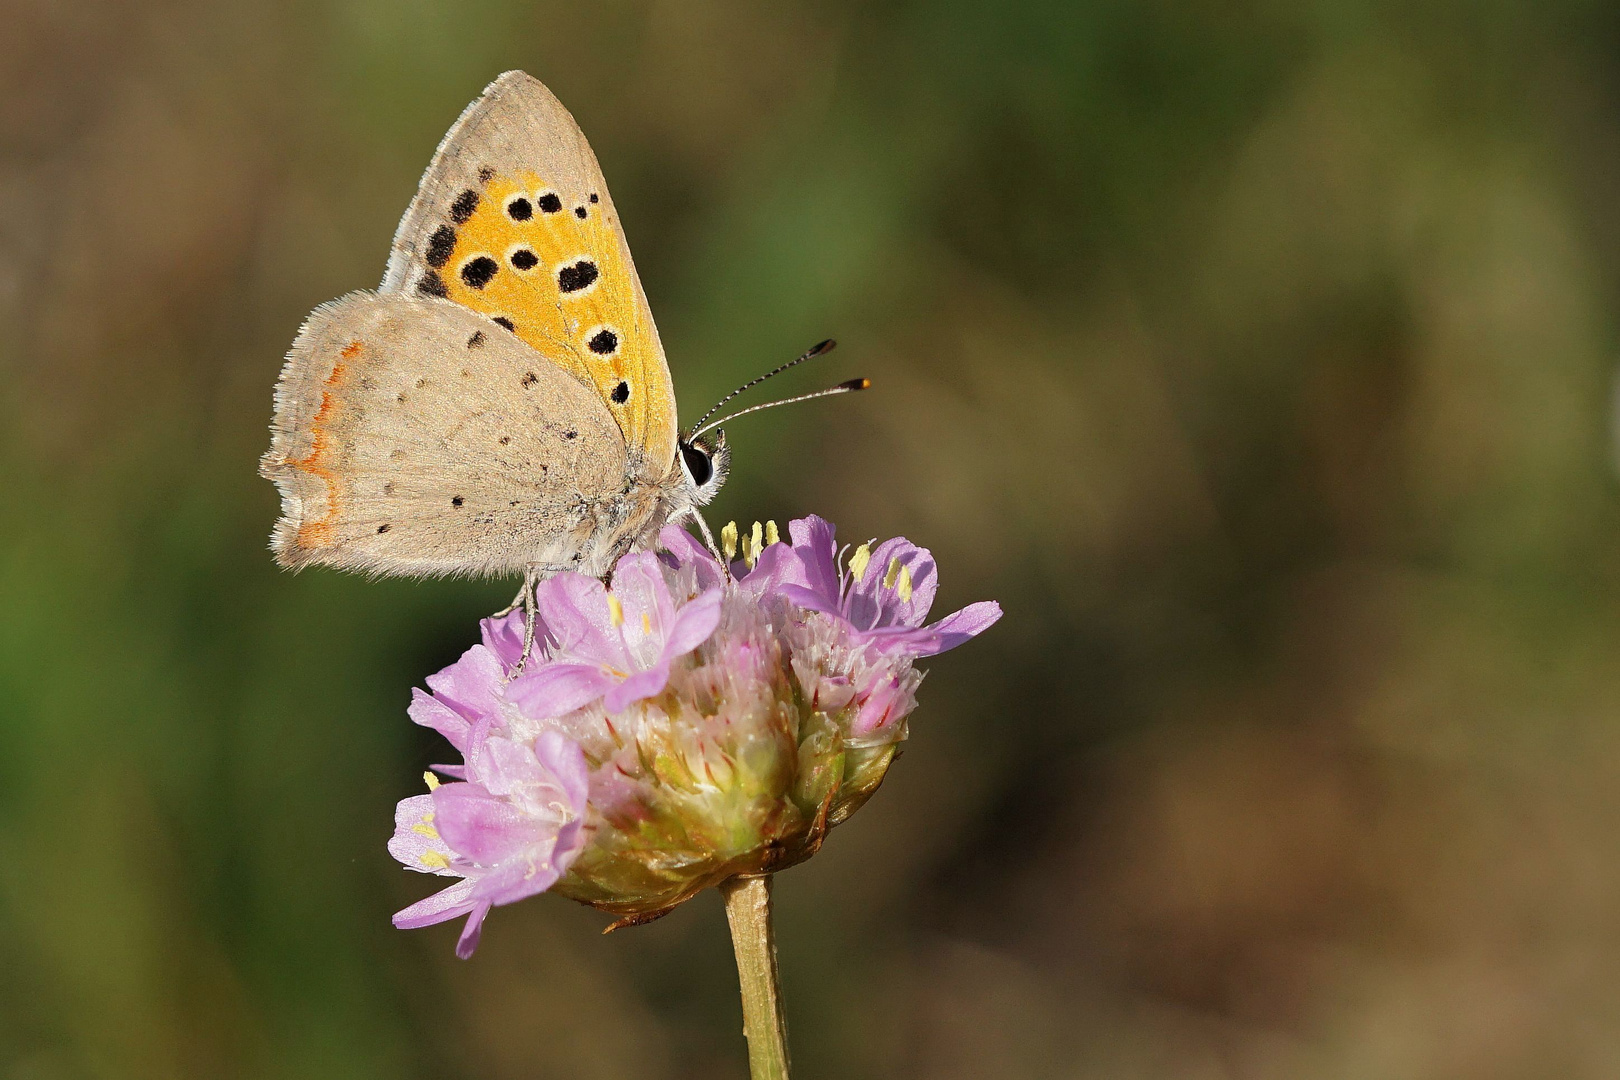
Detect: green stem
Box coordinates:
(720, 875, 791, 1080)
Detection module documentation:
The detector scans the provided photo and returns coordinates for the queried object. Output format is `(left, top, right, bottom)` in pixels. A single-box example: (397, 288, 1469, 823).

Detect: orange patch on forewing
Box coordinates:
(438, 172, 671, 459)
(291, 357, 353, 549)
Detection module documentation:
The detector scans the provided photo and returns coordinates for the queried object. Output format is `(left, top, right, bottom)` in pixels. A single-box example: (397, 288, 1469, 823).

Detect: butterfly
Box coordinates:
(260, 72, 734, 637)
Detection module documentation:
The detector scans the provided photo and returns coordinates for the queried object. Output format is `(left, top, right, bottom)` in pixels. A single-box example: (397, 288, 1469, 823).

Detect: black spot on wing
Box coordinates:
(477, 166, 496, 184)
(450, 189, 479, 224)
(425, 225, 457, 268)
(507, 197, 532, 221)
(417, 271, 449, 298)
(467, 331, 486, 348)
(573, 205, 587, 219)
(558, 259, 598, 293)
(589, 193, 599, 203)
(493, 317, 515, 332)
(611, 381, 630, 404)
(521, 372, 538, 388)
(537, 192, 562, 214)
(588, 328, 618, 355)
(377, 523, 391, 533)
(460, 256, 499, 289)
(510, 248, 538, 271)
(451, 496, 464, 507)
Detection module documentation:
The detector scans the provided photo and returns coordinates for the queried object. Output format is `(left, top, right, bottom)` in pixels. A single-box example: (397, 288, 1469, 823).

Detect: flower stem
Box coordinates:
(720, 874, 790, 1080)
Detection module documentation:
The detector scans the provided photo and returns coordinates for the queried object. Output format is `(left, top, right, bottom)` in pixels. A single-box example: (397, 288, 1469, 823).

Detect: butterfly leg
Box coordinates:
(499, 563, 567, 677)
(684, 508, 730, 575)
(492, 578, 530, 619)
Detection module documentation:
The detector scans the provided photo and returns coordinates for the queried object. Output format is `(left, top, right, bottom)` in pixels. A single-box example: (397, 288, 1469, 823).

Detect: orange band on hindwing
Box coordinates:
(292, 341, 362, 548)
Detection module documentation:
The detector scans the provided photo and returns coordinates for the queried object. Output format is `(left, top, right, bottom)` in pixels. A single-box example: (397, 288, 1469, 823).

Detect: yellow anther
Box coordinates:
(422, 771, 440, 791)
(606, 592, 624, 627)
(721, 521, 739, 561)
(849, 543, 871, 583)
(765, 520, 780, 546)
(745, 521, 763, 568)
(897, 563, 913, 602)
(883, 556, 902, 590)
(411, 821, 440, 839)
(641, 611, 652, 636)
(419, 850, 451, 870)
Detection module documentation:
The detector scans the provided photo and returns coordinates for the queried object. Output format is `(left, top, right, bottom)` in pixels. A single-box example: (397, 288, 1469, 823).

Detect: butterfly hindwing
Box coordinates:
(380, 71, 678, 483)
(260, 293, 629, 578)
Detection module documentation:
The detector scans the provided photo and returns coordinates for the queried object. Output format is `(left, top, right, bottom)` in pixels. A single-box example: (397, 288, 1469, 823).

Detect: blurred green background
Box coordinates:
(6, 1, 1620, 1076)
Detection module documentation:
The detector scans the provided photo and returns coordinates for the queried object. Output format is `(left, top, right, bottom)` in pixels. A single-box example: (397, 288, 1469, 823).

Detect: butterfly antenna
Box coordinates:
(689, 378, 870, 440)
(686, 339, 838, 437)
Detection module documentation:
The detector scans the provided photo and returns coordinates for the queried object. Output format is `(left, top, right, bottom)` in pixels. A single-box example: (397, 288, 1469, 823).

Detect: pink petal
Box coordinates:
(408, 689, 471, 752)
(534, 573, 623, 665)
(740, 541, 809, 597)
(924, 601, 1003, 653)
(423, 644, 507, 721)
(660, 589, 722, 660)
(388, 794, 458, 876)
(393, 876, 478, 929)
(431, 783, 536, 866)
(659, 525, 727, 590)
(535, 731, 590, 811)
(455, 901, 493, 959)
(508, 662, 619, 718)
(788, 516, 843, 607)
(603, 661, 671, 713)
(479, 608, 530, 670)
(777, 583, 845, 619)
(609, 552, 677, 660)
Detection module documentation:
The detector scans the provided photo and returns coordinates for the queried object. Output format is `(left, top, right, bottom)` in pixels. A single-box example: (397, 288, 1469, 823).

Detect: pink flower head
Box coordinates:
(389, 516, 1000, 956)
(777, 515, 1001, 656)
(389, 729, 589, 958)
(507, 552, 723, 718)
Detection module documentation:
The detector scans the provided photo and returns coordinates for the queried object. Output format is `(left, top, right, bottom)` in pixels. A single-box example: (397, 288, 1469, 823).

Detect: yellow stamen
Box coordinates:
(897, 563, 913, 602)
(422, 771, 440, 791)
(606, 592, 624, 627)
(419, 850, 451, 870)
(641, 611, 652, 636)
(883, 556, 901, 590)
(765, 520, 780, 546)
(849, 543, 872, 583)
(745, 521, 763, 568)
(411, 821, 440, 839)
(721, 521, 739, 561)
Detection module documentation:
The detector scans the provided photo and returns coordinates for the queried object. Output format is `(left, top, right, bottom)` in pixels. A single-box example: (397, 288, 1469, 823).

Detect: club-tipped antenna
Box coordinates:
(686, 339, 838, 437)
(689, 378, 870, 440)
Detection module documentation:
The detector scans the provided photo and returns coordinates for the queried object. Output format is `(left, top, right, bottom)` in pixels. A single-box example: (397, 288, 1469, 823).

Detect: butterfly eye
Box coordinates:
(678, 432, 730, 505)
(680, 442, 713, 487)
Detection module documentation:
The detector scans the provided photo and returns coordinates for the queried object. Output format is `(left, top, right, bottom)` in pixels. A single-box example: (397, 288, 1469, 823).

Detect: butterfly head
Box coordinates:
(678, 429, 729, 507)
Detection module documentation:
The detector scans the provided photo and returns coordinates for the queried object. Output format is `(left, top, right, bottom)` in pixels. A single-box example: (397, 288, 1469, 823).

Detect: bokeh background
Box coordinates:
(6, 1, 1620, 1076)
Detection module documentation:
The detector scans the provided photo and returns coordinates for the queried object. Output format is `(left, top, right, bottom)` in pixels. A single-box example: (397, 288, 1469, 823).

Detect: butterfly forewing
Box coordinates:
(380, 71, 678, 482)
(260, 293, 629, 578)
